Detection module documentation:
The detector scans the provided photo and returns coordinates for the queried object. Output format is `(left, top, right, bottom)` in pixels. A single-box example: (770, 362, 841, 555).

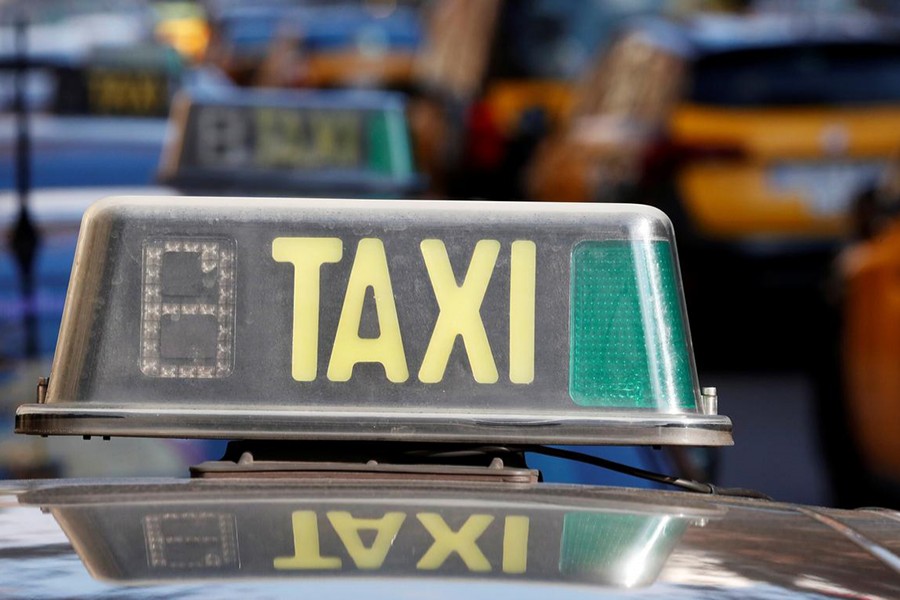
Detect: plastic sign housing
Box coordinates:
(16, 197, 732, 446)
(53, 46, 183, 117)
(157, 89, 421, 197)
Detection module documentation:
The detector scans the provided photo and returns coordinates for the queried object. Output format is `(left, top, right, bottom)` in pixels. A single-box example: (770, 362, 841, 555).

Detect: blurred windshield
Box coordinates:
(490, 0, 663, 80)
(690, 43, 900, 106)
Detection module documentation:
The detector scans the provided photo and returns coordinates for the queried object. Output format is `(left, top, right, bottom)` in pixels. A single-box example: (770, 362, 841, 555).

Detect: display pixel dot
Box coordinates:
(140, 238, 235, 378)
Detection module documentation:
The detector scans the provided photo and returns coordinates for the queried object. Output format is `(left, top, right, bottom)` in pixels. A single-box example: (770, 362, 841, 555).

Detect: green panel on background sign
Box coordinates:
(569, 240, 695, 410)
(367, 111, 413, 177)
(367, 112, 392, 174)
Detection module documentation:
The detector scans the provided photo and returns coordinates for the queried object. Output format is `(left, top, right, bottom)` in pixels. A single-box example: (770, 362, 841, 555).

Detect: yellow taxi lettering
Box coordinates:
(88, 73, 161, 114)
(273, 511, 342, 570)
(328, 239, 409, 382)
(88, 74, 118, 112)
(327, 511, 406, 569)
(501, 515, 530, 574)
(129, 75, 160, 113)
(255, 108, 308, 167)
(272, 237, 343, 381)
(275, 237, 537, 384)
(415, 513, 494, 572)
(311, 111, 360, 166)
(418, 240, 500, 384)
(509, 241, 536, 384)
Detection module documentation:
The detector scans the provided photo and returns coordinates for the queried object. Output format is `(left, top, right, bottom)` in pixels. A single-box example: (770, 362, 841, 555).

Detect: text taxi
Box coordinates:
(159, 89, 422, 198)
(272, 236, 537, 385)
(4, 198, 900, 598)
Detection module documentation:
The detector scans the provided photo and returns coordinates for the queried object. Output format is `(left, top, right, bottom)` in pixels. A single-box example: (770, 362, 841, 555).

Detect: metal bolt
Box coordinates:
(700, 387, 718, 415)
(36, 376, 48, 403)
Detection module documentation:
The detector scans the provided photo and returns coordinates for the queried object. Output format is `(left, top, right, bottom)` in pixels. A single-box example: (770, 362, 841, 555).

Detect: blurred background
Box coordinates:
(3, 0, 900, 508)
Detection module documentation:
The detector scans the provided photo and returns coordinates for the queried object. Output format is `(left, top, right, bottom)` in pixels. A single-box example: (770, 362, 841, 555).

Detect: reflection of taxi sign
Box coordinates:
(158, 90, 421, 197)
(16, 197, 732, 446)
(23, 484, 715, 586)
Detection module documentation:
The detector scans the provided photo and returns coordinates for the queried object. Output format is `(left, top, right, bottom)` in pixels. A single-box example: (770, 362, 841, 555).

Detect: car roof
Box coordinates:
(1, 478, 898, 598)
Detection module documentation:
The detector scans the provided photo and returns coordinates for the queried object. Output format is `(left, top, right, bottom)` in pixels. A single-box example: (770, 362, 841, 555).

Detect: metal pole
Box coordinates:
(9, 16, 41, 359)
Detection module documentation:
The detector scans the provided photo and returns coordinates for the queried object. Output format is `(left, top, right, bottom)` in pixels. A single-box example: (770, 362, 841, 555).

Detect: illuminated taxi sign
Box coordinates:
(53, 46, 182, 117)
(158, 90, 420, 197)
(16, 197, 732, 446)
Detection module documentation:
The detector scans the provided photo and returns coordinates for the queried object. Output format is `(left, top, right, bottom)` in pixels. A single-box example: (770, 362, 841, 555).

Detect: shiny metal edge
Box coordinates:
(796, 507, 900, 575)
(16, 405, 733, 446)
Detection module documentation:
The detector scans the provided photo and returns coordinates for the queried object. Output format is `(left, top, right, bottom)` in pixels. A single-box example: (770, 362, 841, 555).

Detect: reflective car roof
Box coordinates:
(0, 479, 898, 599)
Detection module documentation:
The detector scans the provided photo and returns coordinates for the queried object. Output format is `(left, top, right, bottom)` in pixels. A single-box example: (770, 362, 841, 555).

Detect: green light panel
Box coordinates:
(570, 240, 695, 410)
(367, 110, 413, 178)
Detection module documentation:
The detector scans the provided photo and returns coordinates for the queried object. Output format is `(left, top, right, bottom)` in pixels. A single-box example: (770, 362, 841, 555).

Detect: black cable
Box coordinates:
(299, 442, 771, 500)
(526, 446, 771, 500)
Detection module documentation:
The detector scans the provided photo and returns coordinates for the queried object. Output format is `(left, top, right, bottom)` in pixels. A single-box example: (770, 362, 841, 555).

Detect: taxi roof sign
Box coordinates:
(158, 89, 422, 197)
(53, 45, 183, 118)
(16, 197, 732, 446)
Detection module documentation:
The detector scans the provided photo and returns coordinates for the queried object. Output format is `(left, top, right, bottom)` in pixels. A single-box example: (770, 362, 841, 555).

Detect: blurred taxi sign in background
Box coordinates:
(0, 0, 178, 113)
(158, 89, 421, 196)
(16, 197, 731, 446)
(52, 44, 183, 118)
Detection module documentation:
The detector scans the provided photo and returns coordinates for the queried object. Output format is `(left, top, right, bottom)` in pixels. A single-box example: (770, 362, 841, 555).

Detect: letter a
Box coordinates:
(328, 238, 409, 382)
(327, 511, 406, 569)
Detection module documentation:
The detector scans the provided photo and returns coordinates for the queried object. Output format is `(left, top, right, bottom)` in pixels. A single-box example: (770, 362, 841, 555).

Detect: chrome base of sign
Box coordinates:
(17, 405, 733, 447)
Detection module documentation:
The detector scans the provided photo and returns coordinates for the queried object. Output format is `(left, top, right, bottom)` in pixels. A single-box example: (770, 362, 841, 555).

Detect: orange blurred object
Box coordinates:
(841, 220, 900, 479)
(155, 17, 211, 63)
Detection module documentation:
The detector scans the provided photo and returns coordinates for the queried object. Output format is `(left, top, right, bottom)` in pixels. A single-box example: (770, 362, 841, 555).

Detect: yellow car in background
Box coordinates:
(529, 14, 900, 368)
(412, 0, 663, 199)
